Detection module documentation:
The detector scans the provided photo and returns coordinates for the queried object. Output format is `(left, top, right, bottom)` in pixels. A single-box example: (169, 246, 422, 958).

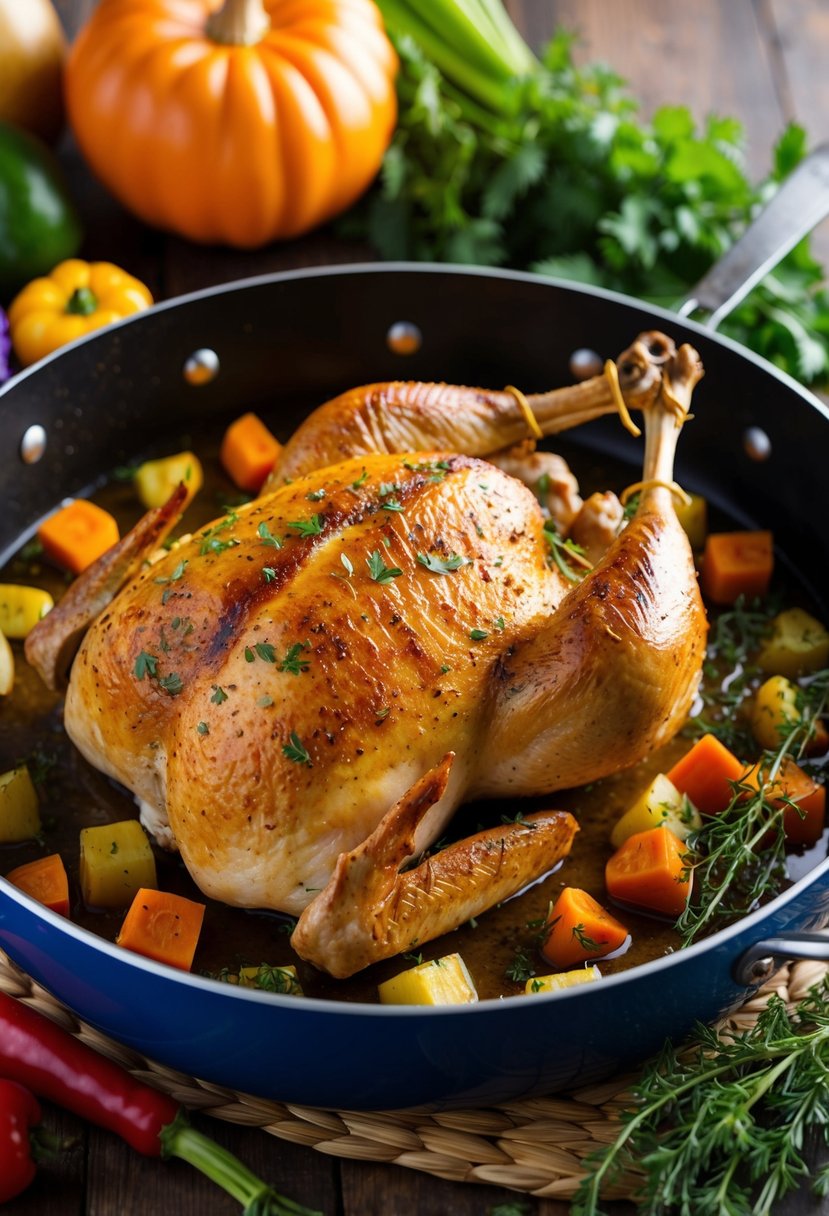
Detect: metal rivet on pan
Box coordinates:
(20, 424, 47, 464)
(386, 321, 422, 355)
(743, 426, 772, 461)
(183, 348, 220, 385)
(748, 956, 775, 983)
(569, 348, 603, 381)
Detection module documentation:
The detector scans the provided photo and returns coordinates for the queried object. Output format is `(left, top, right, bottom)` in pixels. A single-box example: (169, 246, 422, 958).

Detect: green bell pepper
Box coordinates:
(0, 120, 82, 300)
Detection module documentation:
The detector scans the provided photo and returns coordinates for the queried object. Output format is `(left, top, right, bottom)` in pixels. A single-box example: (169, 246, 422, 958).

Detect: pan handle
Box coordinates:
(734, 931, 829, 986)
(677, 143, 829, 330)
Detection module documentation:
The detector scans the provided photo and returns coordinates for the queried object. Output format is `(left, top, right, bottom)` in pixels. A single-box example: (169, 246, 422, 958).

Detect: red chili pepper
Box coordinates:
(0, 992, 319, 1214)
(0, 1079, 41, 1203)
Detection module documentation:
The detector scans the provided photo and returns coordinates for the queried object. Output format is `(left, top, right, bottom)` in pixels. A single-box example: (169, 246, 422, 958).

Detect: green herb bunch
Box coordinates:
(345, 1, 829, 382)
(574, 978, 829, 1216)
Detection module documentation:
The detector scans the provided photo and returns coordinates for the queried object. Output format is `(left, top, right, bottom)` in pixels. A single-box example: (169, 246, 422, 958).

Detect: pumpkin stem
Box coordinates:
(206, 0, 270, 46)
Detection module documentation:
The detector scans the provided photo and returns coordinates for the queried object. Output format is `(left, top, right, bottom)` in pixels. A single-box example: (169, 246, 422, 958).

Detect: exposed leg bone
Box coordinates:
(477, 338, 706, 796)
(291, 754, 578, 978)
(263, 330, 683, 489)
(25, 483, 187, 690)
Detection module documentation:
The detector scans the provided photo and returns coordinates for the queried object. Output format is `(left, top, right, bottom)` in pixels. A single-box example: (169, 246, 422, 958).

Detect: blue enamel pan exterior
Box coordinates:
(1, 264, 828, 1110)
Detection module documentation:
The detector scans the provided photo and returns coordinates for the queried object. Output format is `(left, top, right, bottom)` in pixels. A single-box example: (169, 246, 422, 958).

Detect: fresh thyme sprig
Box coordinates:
(573, 979, 829, 1216)
(678, 668, 828, 947)
(542, 520, 591, 582)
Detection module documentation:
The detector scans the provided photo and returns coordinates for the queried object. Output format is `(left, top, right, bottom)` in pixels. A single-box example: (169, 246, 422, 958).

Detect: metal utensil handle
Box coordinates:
(734, 932, 829, 986)
(678, 143, 829, 330)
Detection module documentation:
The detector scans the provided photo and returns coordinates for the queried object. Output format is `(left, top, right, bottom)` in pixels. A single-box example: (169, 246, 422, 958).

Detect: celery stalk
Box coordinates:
(376, 0, 536, 116)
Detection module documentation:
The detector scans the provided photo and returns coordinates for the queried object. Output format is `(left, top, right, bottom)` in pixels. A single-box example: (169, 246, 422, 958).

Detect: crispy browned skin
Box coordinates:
(292, 753, 578, 977)
(38, 329, 706, 977)
(64, 452, 571, 913)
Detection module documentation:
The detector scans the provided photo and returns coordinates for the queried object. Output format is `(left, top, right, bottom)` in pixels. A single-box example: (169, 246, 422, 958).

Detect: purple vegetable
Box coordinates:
(0, 307, 11, 384)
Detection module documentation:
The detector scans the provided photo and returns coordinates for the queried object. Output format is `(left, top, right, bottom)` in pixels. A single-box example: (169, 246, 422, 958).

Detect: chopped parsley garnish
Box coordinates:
(367, 549, 403, 583)
(288, 514, 324, 537)
(306, 489, 326, 501)
(134, 651, 158, 680)
(351, 468, 369, 489)
(379, 481, 401, 496)
(197, 721, 209, 735)
(278, 642, 310, 675)
(381, 498, 405, 513)
(282, 731, 311, 766)
(154, 558, 188, 587)
(262, 567, 277, 583)
(469, 628, 489, 641)
(199, 514, 240, 556)
(210, 686, 228, 704)
(505, 949, 535, 984)
(257, 695, 274, 708)
(158, 672, 184, 697)
(494, 616, 506, 631)
(375, 706, 390, 722)
(416, 552, 470, 574)
(340, 553, 354, 576)
(253, 642, 277, 663)
(257, 521, 282, 548)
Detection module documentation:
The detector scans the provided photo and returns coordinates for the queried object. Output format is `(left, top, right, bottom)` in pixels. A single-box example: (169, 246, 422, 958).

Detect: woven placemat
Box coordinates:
(1, 951, 827, 1200)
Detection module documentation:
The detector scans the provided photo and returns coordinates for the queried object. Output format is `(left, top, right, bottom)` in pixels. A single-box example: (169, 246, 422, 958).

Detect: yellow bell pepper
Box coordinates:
(0, 627, 13, 695)
(8, 258, 152, 366)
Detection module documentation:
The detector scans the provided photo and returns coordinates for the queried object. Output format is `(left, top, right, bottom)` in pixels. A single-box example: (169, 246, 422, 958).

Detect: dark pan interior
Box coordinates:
(2, 263, 828, 607)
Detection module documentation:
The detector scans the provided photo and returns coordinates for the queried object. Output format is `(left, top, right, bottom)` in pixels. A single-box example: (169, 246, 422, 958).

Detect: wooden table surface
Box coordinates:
(7, 1, 829, 1213)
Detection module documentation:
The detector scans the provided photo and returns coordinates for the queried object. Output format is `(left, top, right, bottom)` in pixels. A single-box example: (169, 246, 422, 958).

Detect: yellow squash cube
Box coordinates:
(0, 629, 13, 696)
(674, 493, 708, 551)
(0, 584, 54, 639)
(79, 819, 157, 909)
(238, 964, 303, 995)
(525, 966, 601, 994)
(134, 451, 203, 510)
(610, 772, 702, 849)
(378, 953, 478, 1006)
(757, 608, 829, 678)
(751, 675, 801, 750)
(0, 766, 41, 842)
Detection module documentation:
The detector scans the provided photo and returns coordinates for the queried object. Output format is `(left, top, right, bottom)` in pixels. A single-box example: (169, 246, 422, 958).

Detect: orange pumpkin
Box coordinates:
(64, 0, 397, 247)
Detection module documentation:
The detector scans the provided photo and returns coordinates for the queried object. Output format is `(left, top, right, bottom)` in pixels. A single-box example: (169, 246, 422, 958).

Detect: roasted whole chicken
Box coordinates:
(27, 331, 707, 978)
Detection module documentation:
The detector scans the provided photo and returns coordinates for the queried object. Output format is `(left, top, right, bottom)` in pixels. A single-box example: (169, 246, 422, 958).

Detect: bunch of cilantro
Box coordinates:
(343, 2, 829, 383)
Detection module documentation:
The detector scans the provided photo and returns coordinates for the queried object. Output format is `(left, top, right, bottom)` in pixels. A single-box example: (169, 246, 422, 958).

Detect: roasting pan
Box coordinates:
(1, 156, 829, 1111)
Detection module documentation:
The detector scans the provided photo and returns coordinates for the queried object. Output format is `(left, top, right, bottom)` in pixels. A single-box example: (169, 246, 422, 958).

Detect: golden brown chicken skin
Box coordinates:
(64, 453, 571, 915)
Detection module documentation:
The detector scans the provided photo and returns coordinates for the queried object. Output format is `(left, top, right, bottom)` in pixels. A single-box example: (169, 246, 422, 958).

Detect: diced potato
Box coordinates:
(79, 819, 157, 909)
(525, 966, 601, 994)
(674, 493, 707, 551)
(0, 628, 13, 695)
(751, 675, 801, 750)
(0, 766, 41, 842)
(0, 584, 54, 639)
(378, 953, 478, 1006)
(610, 773, 702, 849)
(238, 964, 303, 995)
(134, 451, 203, 510)
(757, 608, 829, 678)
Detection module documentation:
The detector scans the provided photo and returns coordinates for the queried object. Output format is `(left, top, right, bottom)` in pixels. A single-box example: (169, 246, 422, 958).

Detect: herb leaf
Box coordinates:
(367, 549, 403, 583)
(282, 731, 311, 766)
(417, 552, 470, 574)
(287, 514, 324, 538)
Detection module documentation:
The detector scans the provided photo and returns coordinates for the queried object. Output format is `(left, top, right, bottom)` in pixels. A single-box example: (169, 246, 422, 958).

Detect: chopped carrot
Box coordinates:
(116, 888, 205, 971)
(605, 827, 691, 919)
(220, 412, 281, 493)
(38, 499, 120, 575)
(540, 886, 629, 970)
(740, 757, 826, 847)
(5, 854, 70, 917)
(666, 732, 746, 816)
(700, 530, 773, 605)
